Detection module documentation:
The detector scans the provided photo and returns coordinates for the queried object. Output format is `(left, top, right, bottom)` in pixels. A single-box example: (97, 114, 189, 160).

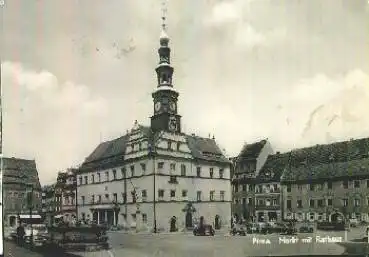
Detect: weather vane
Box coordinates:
(161, 0, 168, 31)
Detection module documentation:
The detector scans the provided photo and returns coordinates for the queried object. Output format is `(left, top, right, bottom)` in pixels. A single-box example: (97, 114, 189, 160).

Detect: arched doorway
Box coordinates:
(330, 212, 344, 223)
(214, 215, 221, 230)
(9, 216, 16, 227)
(185, 212, 192, 228)
(170, 216, 177, 232)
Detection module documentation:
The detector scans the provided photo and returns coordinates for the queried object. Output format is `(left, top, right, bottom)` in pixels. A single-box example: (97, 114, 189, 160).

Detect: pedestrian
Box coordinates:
(16, 223, 25, 246)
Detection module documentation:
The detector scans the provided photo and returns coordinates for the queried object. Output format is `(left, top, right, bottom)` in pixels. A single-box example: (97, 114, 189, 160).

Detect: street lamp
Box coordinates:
(149, 131, 164, 234)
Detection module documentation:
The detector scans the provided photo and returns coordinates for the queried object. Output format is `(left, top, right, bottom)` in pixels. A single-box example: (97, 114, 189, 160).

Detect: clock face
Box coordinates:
(154, 102, 161, 111)
(168, 116, 177, 132)
(169, 101, 176, 111)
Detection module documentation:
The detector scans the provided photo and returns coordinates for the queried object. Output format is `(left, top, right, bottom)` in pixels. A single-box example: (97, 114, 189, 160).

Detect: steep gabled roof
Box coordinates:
(237, 139, 268, 160)
(256, 152, 291, 182)
(186, 135, 230, 163)
(2, 157, 41, 189)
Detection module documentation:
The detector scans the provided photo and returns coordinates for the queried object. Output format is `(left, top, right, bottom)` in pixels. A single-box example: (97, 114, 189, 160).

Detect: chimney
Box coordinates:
(276, 151, 280, 155)
(191, 133, 195, 136)
(212, 135, 215, 140)
(208, 133, 211, 138)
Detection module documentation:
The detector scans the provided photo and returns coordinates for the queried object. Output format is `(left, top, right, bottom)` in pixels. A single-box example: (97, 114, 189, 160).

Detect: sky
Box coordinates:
(1, 0, 369, 185)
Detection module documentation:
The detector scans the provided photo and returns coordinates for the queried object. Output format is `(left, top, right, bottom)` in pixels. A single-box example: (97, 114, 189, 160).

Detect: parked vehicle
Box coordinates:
(245, 223, 258, 234)
(231, 224, 246, 236)
(24, 224, 49, 247)
(193, 224, 215, 236)
(349, 218, 359, 227)
(298, 222, 314, 233)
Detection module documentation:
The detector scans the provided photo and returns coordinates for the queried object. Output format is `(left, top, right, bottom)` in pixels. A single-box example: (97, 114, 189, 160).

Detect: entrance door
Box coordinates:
(9, 216, 16, 227)
(185, 212, 192, 228)
(215, 215, 220, 230)
(170, 216, 177, 232)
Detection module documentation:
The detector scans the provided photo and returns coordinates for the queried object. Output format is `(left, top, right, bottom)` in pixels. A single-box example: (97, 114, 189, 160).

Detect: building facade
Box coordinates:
(281, 138, 369, 222)
(54, 169, 77, 223)
(232, 139, 273, 221)
(41, 184, 56, 226)
(77, 24, 232, 232)
(2, 157, 42, 228)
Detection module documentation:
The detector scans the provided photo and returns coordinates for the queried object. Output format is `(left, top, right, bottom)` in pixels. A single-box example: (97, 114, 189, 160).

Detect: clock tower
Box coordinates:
(150, 2, 181, 133)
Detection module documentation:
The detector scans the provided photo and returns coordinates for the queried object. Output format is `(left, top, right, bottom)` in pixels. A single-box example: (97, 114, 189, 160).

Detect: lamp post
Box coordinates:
(150, 131, 164, 234)
(26, 183, 34, 246)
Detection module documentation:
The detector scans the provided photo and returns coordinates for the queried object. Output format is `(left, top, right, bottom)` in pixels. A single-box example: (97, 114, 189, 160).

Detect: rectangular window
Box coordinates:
(79, 177, 82, 185)
(91, 195, 95, 203)
(105, 171, 109, 181)
(84, 176, 88, 185)
(309, 199, 315, 207)
(158, 162, 164, 169)
(248, 197, 252, 205)
(112, 170, 117, 180)
(181, 164, 186, 176)
(343, 198, 348, 206)
(97, 173, 101, 182)
(81, 196, 85, 205)
(219, 169, 224, 178)
(327, 199, 333, 206)
(220, 191, 225, 201)
(140, 163, 146, 173)
(354, 199, 360, 207)
(318, 199, 324, 207)
(130, 165, 135, 177)
(196, 167, 201, 177)
(242, 185, 247, 191)
(272, 199, 278, 206)
(177, 142, 181, 151)
(209, 168, 214, 178)
(287, 200, 291, 209)
(122, 193, 127, 204)
(168, 141, 172, 150)
(158, 190, 164, 198)
(91, 174, 95, 183)
(113, 193, 117, 202)
(142, 190, 147, 198)
(170, 190, 175, 198)
(142, 213, 147, 223)
(182, 190, 187, 197)
(354, 180, 360, 188)
(121, 168, 126, 178)
(234, 185, 238, 193)
(297, 200, 302, 208)
(131, 191, 136, 203)
(197, 191, 202, 202)
(327, 181, 332, 189)
(170, 163, 176, 172)
(287, 185, 291, 193)
(367, 180, 369, 188)
(210, 191, 215, 201)
(343, 181, 348, 189)
(309, 184, 315, 191)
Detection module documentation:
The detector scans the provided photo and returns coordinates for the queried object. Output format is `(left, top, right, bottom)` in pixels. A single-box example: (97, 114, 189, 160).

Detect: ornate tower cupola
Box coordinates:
(150, 0, 181, 133)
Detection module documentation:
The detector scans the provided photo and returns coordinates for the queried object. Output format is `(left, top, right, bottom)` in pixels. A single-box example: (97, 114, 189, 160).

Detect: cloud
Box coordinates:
(203, 0, 286, 48)
(284, 69, 369, 147)
(1, 61, 108, 184)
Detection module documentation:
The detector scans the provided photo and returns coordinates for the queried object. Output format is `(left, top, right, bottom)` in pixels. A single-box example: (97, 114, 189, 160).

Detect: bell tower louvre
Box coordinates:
(150, 1, 181, 133)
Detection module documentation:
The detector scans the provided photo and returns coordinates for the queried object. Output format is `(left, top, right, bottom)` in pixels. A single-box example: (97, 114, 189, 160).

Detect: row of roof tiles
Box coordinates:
(81, 125, 230, 171)
(234, 137, 369, 183)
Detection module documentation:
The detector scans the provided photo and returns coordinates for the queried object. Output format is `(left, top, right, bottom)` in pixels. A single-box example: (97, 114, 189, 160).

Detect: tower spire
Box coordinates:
(160, 0, 169, 46)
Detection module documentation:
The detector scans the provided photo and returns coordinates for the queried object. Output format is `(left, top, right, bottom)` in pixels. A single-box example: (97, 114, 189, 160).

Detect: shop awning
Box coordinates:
(54, 214, 63, 219)
(19, 214, 41, 219)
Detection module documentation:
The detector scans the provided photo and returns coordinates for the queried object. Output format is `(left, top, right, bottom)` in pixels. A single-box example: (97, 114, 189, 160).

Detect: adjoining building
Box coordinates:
(232, 139, 273, 221)
(281, 137, 369, 223)
(2, 157, 42, 228)
(54, 169, 77, 223)
(76, 16, 232, 232)
(41, 184, 56, 226)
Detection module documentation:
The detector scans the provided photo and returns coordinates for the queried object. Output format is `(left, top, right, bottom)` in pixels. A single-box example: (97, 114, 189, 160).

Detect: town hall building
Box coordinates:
(76, 13, 232, 232)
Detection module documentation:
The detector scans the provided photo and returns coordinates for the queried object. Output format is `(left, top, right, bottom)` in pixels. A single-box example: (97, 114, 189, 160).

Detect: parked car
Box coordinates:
(298, 222, 314, 233)
(24, 224, 49, 247)
(193, 224, 215, 236)
(231, 224, 246, 236)
(246, 223, 259, 234)
(349, 218, 359, 227)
